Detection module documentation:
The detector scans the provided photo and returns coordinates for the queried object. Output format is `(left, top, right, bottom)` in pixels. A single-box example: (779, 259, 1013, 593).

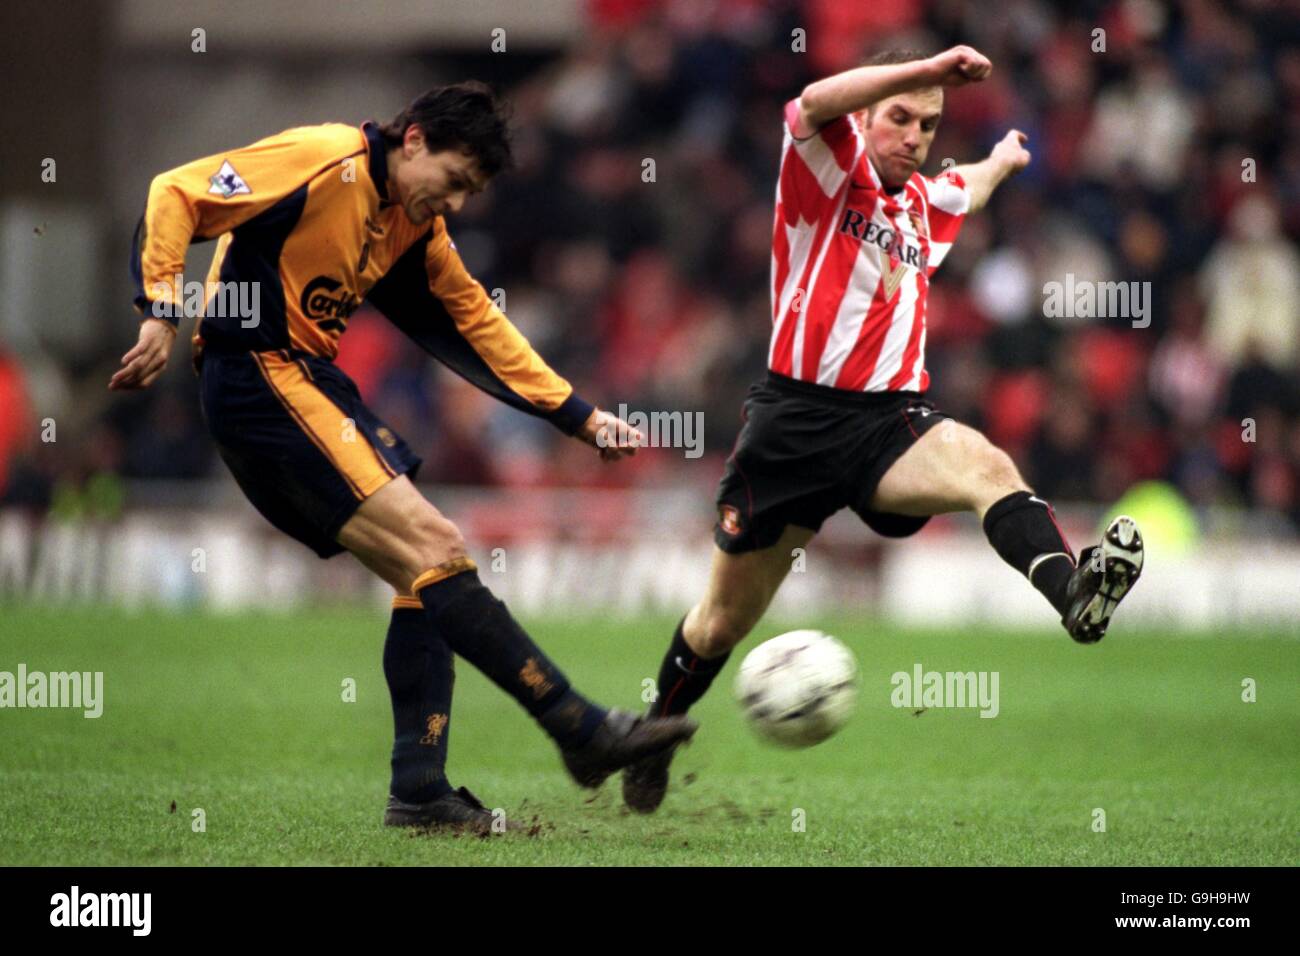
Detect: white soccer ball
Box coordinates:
(734, 629, 858, 748)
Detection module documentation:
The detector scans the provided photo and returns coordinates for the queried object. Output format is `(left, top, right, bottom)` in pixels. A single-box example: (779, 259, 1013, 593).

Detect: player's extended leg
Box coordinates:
(867, 420, 1143, 642)
(623, 525, 814, 813)
(660, 524, 815, 714)
(339, 475, 696, 810)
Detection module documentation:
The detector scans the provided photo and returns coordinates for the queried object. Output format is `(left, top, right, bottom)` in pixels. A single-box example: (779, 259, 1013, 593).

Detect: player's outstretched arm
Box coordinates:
(952, 130, 1032, 213)
(423, 223, 643, 462)
(797, 45, 991, 135)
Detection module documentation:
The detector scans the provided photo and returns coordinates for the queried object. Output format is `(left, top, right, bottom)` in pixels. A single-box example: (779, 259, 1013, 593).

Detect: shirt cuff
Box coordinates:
(547, 392, 595, 435)
(134, 295, 183, 326)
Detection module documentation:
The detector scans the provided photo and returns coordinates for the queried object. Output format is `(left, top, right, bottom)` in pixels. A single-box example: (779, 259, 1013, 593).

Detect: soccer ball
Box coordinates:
(734, 629, 858, 748)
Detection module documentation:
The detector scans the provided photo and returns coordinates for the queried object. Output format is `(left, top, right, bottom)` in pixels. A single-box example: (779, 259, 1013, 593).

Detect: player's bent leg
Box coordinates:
(624, 525, 813, 814)
(340, 475, 696, 794)
(868, 420, 1143, 641)
(678, 524, 816, 682)
(660, 525, 814, 718)
(868, 420, 1029, 519)
(870, 420, 1078, 620)
(337, 475, 468, 593)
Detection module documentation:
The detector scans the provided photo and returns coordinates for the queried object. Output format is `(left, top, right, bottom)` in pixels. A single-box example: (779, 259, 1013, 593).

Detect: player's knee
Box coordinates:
(408, 507, 468, 572)
(975, 441, 1028, 504)
(984, 444, 1026, 490)
(695, 604, 756, 657)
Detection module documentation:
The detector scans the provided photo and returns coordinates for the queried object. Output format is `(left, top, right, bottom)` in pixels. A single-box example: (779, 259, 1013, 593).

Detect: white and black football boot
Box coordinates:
(1062, 515, 1144, 644)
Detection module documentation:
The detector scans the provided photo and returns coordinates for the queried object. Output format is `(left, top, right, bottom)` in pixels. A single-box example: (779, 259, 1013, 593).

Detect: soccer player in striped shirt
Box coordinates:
(624, 47, 1144, 813)
(112, 82, 694, 832)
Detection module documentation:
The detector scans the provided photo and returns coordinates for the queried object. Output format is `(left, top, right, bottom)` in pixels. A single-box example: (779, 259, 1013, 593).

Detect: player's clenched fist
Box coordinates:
(992, 129, 1032, 175)
(108, 318, 176, 390)
(928, 45, 992, 86)
(579, 407, 645, 462)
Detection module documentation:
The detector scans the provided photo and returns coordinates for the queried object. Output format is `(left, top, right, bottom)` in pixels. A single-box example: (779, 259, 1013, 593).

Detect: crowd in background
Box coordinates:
(2, 0, 1299, 533)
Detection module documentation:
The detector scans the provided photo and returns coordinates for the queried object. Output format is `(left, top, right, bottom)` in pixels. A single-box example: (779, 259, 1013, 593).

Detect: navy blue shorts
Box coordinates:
(713, 372, 950, 554)
(198, 348, 421, 558)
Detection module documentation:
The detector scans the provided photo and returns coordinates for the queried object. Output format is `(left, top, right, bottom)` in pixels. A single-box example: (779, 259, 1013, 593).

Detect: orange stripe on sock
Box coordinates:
(412, 557, 477, 593)
(391, 595, 425, 610)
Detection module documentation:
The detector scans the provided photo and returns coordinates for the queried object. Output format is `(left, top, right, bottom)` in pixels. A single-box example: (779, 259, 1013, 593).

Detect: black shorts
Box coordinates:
(198, 348, 422, 559)
(713, 371, 951, 554)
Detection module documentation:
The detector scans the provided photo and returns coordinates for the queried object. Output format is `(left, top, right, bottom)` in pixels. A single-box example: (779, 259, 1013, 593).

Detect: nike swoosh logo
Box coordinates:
(1029, 496, 1049, 507)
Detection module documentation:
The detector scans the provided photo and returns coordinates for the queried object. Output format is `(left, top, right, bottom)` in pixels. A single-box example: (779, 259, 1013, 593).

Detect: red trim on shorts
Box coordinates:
(899, 409, 920, 439)
(724, 400, 755, 527)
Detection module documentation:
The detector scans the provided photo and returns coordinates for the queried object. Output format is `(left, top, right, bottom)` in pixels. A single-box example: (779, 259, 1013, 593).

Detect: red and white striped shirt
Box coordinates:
(769, 98, 971, 392)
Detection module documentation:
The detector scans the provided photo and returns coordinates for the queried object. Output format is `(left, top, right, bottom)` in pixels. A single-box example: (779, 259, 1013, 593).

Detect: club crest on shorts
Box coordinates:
(208, 160, 251, 198)
(719, 504, 742, 536)
(375, 426, 397, 448)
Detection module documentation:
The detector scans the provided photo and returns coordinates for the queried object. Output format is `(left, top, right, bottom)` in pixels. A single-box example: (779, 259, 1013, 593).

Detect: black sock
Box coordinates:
(384, 599, 454, 803)
(416, 560, 606, 747)
(983, 491, 1076, 616)
(654, 616, 731, 716)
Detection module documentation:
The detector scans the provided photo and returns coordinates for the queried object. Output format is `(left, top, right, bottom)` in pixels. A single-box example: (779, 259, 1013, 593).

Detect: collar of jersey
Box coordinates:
(361, 121, 391, 205)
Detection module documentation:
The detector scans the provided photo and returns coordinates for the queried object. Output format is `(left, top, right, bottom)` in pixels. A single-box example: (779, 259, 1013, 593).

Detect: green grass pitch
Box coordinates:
(2, 604, 1297, 866)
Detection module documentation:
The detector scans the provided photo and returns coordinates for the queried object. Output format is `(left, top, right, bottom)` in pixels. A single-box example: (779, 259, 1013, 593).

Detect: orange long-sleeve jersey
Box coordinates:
(130, 122, 593, 433)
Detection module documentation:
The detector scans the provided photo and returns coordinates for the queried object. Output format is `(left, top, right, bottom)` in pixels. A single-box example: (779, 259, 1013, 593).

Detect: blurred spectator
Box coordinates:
(5, 0, 1299, 532)
(1200, 194, 1300, 371)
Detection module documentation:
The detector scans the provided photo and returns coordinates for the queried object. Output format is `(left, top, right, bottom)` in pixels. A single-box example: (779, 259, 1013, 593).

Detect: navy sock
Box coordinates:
(415, 561, 606, 747)
(654, 616, 730, 716)
(982, 491, 1076, 616)
(384, 599, 454, 803)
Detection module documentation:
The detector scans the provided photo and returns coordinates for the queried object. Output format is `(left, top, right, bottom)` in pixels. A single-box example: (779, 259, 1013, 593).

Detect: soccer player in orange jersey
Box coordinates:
(113, 82, 695, 831)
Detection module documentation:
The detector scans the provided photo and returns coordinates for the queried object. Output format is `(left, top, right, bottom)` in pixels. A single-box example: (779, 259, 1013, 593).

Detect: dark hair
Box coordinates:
(379, 81, 513, 177)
